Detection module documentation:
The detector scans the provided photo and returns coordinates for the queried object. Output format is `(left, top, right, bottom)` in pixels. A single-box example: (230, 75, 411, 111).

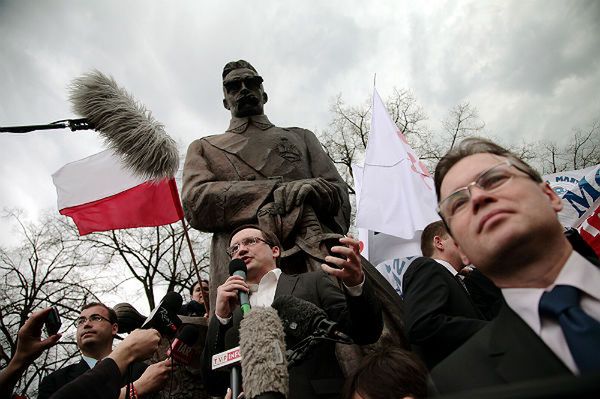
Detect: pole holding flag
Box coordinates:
(355, 88, 439, 239)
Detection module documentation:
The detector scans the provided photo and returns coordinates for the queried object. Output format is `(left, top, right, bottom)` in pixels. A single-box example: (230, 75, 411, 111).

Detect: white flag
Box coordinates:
(356, 88, 439, 239)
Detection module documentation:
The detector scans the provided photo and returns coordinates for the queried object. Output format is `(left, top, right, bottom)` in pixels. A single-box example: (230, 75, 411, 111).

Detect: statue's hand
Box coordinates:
(273, 178, 339, 214)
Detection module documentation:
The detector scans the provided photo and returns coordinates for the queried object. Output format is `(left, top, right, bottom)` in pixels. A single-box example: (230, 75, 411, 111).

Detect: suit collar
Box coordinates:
(226, 114, 274, 134)
(489, 304, 570, 381)
(275, 273, 299, 298)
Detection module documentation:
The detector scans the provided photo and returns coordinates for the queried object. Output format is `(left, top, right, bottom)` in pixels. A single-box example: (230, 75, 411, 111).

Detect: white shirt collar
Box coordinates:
(433, 258, 459, 276)
(502, 250, 600, 334)
(81, 354, 99, 369)
(249, 268, 282, 308)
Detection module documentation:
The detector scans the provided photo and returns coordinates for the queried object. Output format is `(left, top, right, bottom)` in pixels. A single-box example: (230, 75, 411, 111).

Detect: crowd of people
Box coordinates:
(2, 58, 599, 398)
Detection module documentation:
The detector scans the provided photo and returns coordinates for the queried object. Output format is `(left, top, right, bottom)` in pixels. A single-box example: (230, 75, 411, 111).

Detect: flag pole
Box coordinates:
(168, 178, 210, 315)
(181, 219, 210, 315)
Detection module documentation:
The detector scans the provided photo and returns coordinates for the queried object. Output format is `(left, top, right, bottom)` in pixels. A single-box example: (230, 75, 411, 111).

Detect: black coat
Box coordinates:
(431, 303, 574, 394)
(38, 358, 146, 399)
(202, 270, 383, 399)
(402, 257, 487, 369)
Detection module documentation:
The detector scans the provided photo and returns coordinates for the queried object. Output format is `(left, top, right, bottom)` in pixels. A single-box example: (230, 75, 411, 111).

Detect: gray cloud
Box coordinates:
(1, 0, 598, 243)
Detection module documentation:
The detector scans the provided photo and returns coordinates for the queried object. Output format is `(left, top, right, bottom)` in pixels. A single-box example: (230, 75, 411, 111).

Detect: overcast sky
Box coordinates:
(1, 0, 599, 246)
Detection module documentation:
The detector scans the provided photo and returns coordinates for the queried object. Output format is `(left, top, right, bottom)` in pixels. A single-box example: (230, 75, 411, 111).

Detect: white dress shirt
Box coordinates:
(434, 258, 459, 276)
(502, 250, 600, 373)
(217, 268, 365, 324)
(81, 354, 98, 369)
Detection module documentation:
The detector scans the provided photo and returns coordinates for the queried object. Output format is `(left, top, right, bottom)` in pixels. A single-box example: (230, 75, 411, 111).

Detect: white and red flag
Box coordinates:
(355, 88, 439, 241)
(52, 149, 184, 235)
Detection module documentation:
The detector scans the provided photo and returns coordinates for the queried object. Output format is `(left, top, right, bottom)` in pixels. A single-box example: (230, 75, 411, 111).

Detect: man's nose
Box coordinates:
(468, 184, 494, 212)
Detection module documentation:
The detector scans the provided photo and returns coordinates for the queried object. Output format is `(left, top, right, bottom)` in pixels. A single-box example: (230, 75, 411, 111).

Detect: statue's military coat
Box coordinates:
(182, 115, 351, 310)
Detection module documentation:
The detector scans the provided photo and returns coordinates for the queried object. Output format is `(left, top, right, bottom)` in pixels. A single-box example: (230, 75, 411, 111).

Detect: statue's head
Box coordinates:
(222, 60, 268, 118)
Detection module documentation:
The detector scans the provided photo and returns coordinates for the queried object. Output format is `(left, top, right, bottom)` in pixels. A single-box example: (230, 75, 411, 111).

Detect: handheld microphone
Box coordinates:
(240, 307, 288, 399)
(69, 70, 179, 180)
(141, 291, 183, 337)
(167, 325, 200, 365)
(271, 295, 353, 344)
(212, 331, 243, 399)
(229, 259, 251, 315)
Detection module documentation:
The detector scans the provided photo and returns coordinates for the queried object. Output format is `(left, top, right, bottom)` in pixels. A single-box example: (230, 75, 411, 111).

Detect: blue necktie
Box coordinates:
(538, 285, 600, 373)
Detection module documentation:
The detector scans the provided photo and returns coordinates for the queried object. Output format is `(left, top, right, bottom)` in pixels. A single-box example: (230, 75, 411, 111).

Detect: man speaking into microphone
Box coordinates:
(202, 225, 383, 399)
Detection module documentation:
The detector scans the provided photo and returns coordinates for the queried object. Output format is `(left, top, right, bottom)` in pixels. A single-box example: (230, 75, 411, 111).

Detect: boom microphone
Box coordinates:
(229, 259, 251, 315)
(69, 70, 179, 179)
(167, 325, 200, 365)
(271, 295, 352, 345)
(141, 291, 183, 337)
(240, 307, 288, 399)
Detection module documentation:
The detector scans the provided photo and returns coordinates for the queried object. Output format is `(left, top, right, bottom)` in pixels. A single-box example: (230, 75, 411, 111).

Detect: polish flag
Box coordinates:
(52, 149, 184, 235)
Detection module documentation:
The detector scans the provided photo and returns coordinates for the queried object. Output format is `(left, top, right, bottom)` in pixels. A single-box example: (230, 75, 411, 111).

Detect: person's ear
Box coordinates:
(263, 92, 268, 104)
(433, 236, 444, 251)
(541, 182, 563, 213)
(272, 245, 280, 258)
(223, 98, 230, 110)
(112, 323, 119, 337)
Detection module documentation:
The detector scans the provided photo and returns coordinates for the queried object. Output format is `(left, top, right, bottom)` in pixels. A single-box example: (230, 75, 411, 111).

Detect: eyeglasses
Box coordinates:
(227, 236, 270, 257)
(437, 160, 535, 224)
(75, 314, 112, 327)
(223, 76, 264, 93)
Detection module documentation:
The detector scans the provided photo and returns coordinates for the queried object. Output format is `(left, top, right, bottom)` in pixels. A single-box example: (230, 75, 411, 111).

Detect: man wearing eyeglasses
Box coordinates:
(38, 302, 171, 398)
(429, 138, 600, 395)
(202, 225, 383, 399)
(182, 60, 351, 313)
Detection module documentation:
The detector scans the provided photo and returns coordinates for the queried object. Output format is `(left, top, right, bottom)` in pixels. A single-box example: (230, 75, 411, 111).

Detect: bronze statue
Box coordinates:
(182, 60, 352, 307)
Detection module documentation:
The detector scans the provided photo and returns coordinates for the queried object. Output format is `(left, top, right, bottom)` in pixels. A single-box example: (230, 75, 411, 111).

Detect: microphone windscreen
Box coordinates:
(177, 325, 200, 346)
(69, 70, 179, 180)
(240, 308, 288, 399)
(229, 258, 247, 276)
(271, 295, 327, 343)
(113, 302, 147, 333)
(161, 291, 183, 313)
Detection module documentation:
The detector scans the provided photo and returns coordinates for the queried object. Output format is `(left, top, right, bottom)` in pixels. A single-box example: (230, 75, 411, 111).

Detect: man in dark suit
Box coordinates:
(202, 225, 383, 399)
(38, 302, 170, 398)
(403, 220, 487, 369)
(430, 137, 600, 395)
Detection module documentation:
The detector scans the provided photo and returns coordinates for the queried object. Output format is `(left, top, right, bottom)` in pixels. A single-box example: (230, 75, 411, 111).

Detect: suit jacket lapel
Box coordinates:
(489, 304, 571, 382)
(275, 273, 299, 299)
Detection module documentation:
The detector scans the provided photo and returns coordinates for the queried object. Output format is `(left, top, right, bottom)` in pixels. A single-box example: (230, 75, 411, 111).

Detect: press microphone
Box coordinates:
(167, 325, 200, 365)
(141, 291, 183, 337)
(69, 70, 179, 179)
(240, 307, 288, 399)
(212, 332, 243, 399)
(113, 302, 147, 334)
(271, 295, 353, 345)
(229, 259, 251, 315)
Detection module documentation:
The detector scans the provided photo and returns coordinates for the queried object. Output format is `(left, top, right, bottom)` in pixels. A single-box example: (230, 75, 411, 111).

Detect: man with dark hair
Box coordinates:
(202, 225, 383, 399)
(402, 220, 487, 369)
(343, 346, 427, 399)
(431, 137, 600, 394)
(182, 60, 351, 312)
(38, 302, 171, 398)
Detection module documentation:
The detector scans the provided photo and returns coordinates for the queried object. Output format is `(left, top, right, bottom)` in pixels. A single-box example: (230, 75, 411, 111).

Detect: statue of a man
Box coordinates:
(182, 60, 351, 308)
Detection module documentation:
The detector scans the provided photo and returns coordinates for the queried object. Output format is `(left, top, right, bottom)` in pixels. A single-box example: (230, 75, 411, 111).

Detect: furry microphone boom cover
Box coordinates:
(271, 295, 327, 344)
(240, 307, 289, 399)
(69, 70, 179, 180)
